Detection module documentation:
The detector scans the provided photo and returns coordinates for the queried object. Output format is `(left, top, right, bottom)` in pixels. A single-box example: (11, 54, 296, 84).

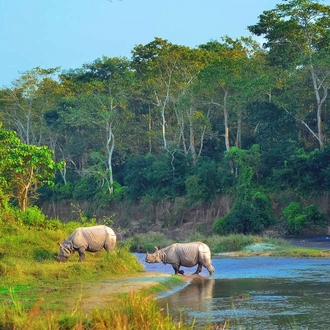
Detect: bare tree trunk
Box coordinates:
(106, 123, 115, 195)
(236, 110, 242, 148)
(310, 68, 328, 149)
(188, 106, 197, 164)
(148, 105, 152, 153)
(223, 89, 230, 151)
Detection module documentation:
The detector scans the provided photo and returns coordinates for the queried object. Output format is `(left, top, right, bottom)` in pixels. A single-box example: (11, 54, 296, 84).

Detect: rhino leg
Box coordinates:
(206, 264, 215, 276)
(172, 264, 180, 274)
(77, 248, 86, 262)
(193, 264, 203, 275)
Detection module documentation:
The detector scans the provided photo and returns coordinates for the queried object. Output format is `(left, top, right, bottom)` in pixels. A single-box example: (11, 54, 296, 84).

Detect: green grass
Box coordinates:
(128, 231, 328, 258)
(272, 246, 330, 257)
(0, 213, 215, 329)
(0, 289, 220, 330)
(127, 231, 174, 253)
(1, 207, 328, 329)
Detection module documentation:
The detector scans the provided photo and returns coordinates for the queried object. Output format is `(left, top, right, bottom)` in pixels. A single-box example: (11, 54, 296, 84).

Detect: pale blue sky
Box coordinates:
(0, 0, 310, 87)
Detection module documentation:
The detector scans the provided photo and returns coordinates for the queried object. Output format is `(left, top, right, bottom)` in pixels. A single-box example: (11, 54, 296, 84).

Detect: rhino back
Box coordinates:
(163, 242, 202, 267)
(72, 225, 109, 251)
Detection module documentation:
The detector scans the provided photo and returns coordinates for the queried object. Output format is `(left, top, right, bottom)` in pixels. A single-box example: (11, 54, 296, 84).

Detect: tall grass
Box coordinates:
(1, 209, 217, 329)
(128, 231, 289, 255)
(0, 291, 220, 330)
(187, 232, 289, 253)
(128, 231, 174, 253)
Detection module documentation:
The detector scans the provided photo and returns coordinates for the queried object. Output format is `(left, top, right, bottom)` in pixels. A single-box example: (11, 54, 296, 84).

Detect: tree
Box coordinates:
(248, 0, 330, 149)
(213, 145, 275, 234)
(198, 37, 270, 154)
(132, 38, 211, 162)
(59, 56, 134, 195)
(0, 67, 61, 146)
(0, 124, 64, 211)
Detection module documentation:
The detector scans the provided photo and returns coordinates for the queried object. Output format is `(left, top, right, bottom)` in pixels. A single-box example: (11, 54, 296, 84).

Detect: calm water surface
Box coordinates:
(137, 253, 330, 329)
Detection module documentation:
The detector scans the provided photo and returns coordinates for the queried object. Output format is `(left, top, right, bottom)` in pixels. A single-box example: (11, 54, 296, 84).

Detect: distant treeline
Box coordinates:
(1, 0, 330, 235)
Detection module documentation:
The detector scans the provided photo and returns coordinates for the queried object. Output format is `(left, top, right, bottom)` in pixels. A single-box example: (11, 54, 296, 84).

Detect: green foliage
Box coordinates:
(211, 234, 261, 253)
(214, 146, 275, 235)
(0, 290, 201, 330)
(283, 202, 327, 234)
(3, 1, 330, 234)
(53, 182, 74, 201)
(20, 206, 47, 226)
(213, 189, 275, 235)
(124, 155, 154, 201)
(185, 157, 227, 202)
(124, 152, 190, 202)
(95, 245, 144, 275)
(128, 232, 174, 253)
(0, 125, 65, 210)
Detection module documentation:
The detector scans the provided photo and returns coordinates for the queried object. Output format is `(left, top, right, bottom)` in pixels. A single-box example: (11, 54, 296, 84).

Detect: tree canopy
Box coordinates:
(1, 0, 330, 234)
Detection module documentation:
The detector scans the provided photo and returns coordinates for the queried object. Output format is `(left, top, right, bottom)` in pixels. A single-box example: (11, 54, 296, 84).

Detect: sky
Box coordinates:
(0, 0, 307, 88)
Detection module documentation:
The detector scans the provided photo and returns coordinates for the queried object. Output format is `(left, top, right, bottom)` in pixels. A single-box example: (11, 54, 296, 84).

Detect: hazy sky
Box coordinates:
(0, 0, 310, 87)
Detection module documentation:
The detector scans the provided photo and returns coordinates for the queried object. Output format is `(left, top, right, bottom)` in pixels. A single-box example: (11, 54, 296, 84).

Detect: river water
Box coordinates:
(136, 241, 330, 329)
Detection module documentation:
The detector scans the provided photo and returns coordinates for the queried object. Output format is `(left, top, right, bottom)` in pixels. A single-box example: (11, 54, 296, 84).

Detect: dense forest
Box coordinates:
(1, 0, 330, 237)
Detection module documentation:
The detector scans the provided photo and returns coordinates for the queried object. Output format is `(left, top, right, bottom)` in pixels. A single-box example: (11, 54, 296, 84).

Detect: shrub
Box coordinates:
(283, 202, 327, 234)
(213, 190, 275, 235)
(20, 206, 47, 227)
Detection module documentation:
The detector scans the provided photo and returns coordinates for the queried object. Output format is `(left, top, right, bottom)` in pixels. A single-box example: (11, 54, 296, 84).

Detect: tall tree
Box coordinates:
(1, 67, 61, 146)
(198, 37, 269, 152)
(133, 38, 213, 166)
(59, 56, 134, 195)
(248, 0, 330, 149)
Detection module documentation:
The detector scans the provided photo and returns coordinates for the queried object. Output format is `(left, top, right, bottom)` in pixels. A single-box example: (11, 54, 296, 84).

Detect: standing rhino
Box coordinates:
(56, 225, 116, 262)
(145, 242, 214, 275)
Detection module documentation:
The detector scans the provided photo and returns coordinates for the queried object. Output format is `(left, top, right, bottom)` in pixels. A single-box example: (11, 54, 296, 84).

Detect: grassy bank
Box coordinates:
(0, 213, 215, 329)
(1, 207, 328, 329)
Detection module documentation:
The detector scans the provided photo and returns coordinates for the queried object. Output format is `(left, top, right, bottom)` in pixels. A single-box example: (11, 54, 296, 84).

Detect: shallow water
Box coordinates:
(137, 254, 330, 329)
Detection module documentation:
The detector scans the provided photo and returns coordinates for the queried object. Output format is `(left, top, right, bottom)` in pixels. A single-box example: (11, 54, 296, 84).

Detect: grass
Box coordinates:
(1, 206, 328, 329)
(0, 290, 221, 330)
(0, 213, 216, 329)
(272, 246, 330, 257)
(128, 231, 330, 257)
(127, 231, 174, 253)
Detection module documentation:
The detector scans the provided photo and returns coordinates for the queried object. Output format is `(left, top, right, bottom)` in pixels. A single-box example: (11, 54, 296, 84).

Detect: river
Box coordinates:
(136, 240, 330, 329)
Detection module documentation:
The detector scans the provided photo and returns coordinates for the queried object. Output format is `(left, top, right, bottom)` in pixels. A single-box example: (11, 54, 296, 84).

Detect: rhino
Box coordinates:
(56, 225, 116, 262)
(145, 242, 214, 275)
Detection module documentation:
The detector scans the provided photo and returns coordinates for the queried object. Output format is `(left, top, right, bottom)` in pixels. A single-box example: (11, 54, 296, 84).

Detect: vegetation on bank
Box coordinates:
(127, 231, 330, 257)
(0, 207, 223, 329)
(1, 205, 328, 329)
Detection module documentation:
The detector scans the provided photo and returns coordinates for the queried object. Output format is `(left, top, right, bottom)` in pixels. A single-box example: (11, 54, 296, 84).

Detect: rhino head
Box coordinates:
(56, 240, 74, 262)
(145, 246, 165, 263)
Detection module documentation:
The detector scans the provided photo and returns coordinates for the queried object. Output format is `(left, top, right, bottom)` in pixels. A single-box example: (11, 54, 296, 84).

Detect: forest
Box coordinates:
(1, 0, 330, 236)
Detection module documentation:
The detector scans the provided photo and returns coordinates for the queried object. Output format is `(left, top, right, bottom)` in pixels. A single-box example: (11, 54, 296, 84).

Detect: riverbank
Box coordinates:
(77, 272, 173, 312)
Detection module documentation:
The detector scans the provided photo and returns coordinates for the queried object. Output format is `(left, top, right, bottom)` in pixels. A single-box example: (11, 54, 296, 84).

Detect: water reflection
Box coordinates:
(160, 278, 215, 324)
(145, 256, 330, 329)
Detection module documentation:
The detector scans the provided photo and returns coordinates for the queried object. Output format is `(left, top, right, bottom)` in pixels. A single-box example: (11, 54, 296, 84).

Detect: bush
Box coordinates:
(213, 190, 275, 235)
(20, 206, 47, 227)
(283, 202, 327, 234)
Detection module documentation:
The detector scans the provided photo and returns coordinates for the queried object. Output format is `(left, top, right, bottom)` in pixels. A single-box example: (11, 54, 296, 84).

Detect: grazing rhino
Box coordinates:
(145, 242, 214, 275)
(56, 225, 116, 262)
